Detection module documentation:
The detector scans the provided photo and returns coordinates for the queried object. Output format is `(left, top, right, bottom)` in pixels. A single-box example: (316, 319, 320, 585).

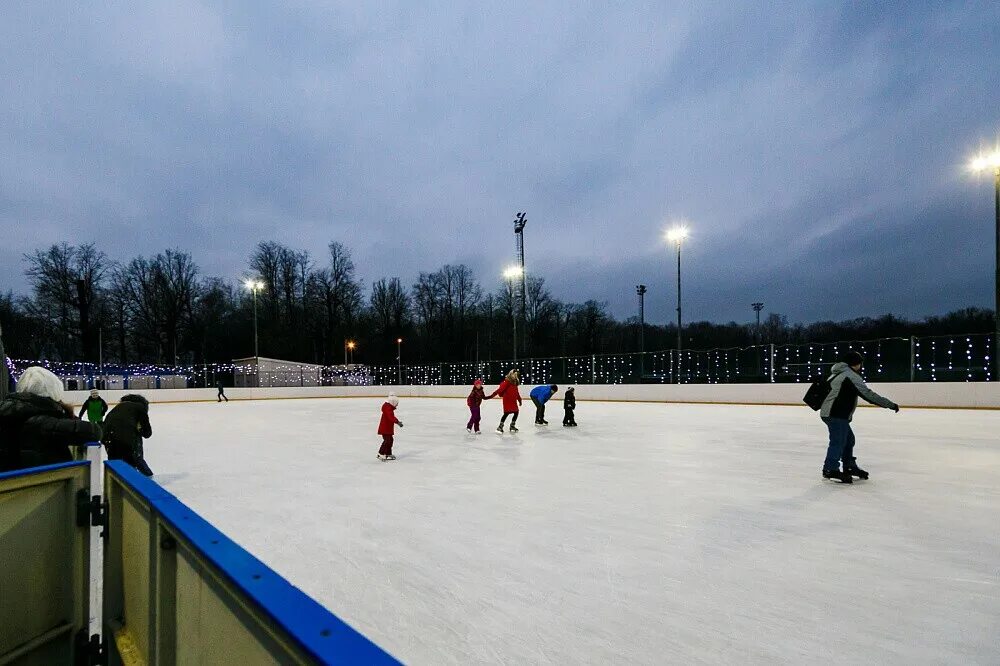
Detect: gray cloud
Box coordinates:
(2, 2, 998, 326)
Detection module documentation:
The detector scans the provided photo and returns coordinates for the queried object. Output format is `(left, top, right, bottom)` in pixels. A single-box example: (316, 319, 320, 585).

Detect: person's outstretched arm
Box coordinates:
(848, 372, 899, 411)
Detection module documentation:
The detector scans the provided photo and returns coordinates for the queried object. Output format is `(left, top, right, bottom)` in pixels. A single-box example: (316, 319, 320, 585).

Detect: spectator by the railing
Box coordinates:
(0, 366, 102, 472)
(79, 388, 109, 425)
(103, 394, 154, 476)
(819, 351, 899, 483)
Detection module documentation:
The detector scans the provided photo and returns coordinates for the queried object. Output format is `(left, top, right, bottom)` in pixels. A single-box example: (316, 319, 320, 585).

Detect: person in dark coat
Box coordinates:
(217, 379, 228, 403)
(102, 394, 154, 476)
(0, 366, 102, 472)
(79, 388, 109, 424)
(562, 387, 577, 427)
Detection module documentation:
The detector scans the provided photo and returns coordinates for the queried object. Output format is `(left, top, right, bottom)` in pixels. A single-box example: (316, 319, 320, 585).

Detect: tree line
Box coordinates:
(0, 241, 993, 366)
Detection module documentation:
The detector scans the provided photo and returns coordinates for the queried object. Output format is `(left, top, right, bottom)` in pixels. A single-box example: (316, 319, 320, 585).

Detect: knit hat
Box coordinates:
(473, 379, 482, 387)
(90, 389, 99, 397)
(387, 392, 399, 407)
(841, 351, 864, 367)
(16, 366, 64, 402)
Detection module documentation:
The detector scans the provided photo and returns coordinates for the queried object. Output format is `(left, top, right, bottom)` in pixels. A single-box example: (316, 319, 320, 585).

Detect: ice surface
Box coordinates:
(142, 397, 1000, 665)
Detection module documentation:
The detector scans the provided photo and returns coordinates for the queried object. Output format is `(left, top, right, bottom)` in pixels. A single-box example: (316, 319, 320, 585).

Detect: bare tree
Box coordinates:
(24, 243, 108, 361)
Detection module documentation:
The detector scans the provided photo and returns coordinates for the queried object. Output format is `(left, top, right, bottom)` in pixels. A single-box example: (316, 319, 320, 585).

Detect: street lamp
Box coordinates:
(503, 266, 523, 360)
(752, 302, 765, 378)
(396, 338, 403, 385)
(969, 149, 1000, 379)
(665, 226, 689, 383)
(344, 339, 356, 366)
(636, 284, 647, 380)
(244, 279, 265, 358)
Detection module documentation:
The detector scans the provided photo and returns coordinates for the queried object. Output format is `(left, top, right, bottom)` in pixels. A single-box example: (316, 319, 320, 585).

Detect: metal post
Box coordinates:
(752, 302, 764, 379)
(636, 284, 646, 382)
(397, 340, 402, 385)
(591, 354, 596, 384)
(343, 340, 348, 366)
(252, 288, 259, 359)
(769, 343, 776, 383)
(910, 336, 916, 382)
(994, 168, 999, 380)
(676, 244, 682, 361)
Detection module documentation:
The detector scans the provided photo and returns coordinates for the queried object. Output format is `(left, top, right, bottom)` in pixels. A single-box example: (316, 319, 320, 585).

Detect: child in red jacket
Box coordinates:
(487, 369, 522, 433)
(377, 393, 403, 461)
(466, 379, 488, 434)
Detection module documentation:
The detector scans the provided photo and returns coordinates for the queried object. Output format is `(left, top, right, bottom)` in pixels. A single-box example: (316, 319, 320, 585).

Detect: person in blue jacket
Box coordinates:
(529, 384, 558, 425)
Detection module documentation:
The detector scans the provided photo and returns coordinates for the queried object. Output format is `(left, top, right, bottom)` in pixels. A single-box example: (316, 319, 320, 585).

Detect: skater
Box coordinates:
(466, 379, 489, 434)
(79, 388, 109, 425)
(819, 351, 899, 483)
(103, 394, 155, 476)
(0, 366, 102, 472)
(529, 384, 558, 425)
(217, 379, 228, 402)
(488, 369, 522, 433)
(377, 393, 403, 460)
(562, 387, 577, 426)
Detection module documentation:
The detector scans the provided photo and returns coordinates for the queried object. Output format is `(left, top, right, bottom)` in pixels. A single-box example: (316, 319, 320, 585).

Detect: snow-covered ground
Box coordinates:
(142, 397, 1000, 665)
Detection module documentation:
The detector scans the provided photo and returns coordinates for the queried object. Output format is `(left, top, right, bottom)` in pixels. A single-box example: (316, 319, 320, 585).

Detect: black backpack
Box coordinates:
(803, 377, 831, 411)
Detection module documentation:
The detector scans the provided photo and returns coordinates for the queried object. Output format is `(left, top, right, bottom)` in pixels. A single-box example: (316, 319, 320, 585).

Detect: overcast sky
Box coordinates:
(2, 2, 999, 325)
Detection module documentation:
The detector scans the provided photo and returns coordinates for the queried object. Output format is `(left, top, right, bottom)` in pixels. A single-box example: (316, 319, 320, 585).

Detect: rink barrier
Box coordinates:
(64, 381, 1000, 410)
(102, 461, 399, 665)
(0, 462, 92, 664)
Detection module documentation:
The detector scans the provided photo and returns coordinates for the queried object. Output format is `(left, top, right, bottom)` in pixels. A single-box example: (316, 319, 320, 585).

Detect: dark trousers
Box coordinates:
(467, 406, 481, 431)
(531, 397, 545, 422)
(218, 388, 228, 402)
(499, 411, 518, 426)
(563, 408, 576, 425)
(379, 435, 394, 455)
(105, 440, 154, 477)
(822, 417, 856, 471)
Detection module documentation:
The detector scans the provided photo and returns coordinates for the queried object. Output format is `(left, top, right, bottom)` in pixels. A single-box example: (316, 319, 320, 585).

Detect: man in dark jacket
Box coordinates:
(102, 394, 154, 476)
(819, 351, 899, 483)
(0, 366, 102, 472)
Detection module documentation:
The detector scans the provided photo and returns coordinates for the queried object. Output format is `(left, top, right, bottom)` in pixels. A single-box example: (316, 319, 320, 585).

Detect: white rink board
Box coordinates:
(139, 398, 1000, 665)
(66, 381, 1000, 409)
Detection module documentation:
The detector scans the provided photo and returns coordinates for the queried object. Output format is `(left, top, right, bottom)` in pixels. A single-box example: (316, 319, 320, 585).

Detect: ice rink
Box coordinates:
(140, 396, 1000, 665)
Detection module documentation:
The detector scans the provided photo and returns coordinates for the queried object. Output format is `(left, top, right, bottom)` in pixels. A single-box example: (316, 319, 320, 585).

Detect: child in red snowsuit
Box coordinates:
(487, 369, 522, 433)
(466, 379, 488, 434)
(377, 393, 402, 460)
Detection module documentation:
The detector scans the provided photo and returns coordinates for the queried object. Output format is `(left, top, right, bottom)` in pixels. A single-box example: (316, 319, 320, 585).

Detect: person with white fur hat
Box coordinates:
(0, 366, 102, 472)
(376, 392, 403, 461)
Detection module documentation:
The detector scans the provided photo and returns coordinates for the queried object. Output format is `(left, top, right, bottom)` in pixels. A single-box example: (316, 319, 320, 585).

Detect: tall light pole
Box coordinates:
(970, 149, 1000, 379)
(636, 284, 647, 380)
(514, 213, 527, 354)
(396, 338, 403, 385)
(666, 227, 689, 383)
(504, 266, 523, 360)
(348, 340, 356, 364)
(752, 302, 765, 378)
(244, 279, 264, 358)
(344, 339, 356, 366)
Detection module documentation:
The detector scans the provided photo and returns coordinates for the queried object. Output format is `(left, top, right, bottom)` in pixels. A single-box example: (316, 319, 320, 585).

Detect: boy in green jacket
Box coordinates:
(79, 388, 109, 425)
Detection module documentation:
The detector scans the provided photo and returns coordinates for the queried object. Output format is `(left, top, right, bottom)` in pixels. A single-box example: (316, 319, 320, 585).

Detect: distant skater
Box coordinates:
(488, 369, 522, 434)
(466, 379, 488, 434)
(562, 387, 577, 426)
(819, 352, 899, 483)
(217, 379, 229, 402)
(377, 393, 403, 461)
(79, 388, 109, 425)
(529, 384, 558, 425)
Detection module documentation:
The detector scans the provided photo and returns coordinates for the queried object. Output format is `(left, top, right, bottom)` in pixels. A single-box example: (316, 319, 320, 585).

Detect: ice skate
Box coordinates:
(467, 427, 473, 434)
(822, 468, 852, 483)
(509, 425, 519, 433)
(385, 454, 397, 461)
(475, 430, 482, 435)
(377, 454, 389, 461)
(496, 424, 504, 433)
(845, 465, 869, 480)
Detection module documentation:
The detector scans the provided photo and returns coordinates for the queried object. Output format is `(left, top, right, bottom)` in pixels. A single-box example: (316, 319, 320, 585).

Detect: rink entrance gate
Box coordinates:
(0, 459, 398, 665)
